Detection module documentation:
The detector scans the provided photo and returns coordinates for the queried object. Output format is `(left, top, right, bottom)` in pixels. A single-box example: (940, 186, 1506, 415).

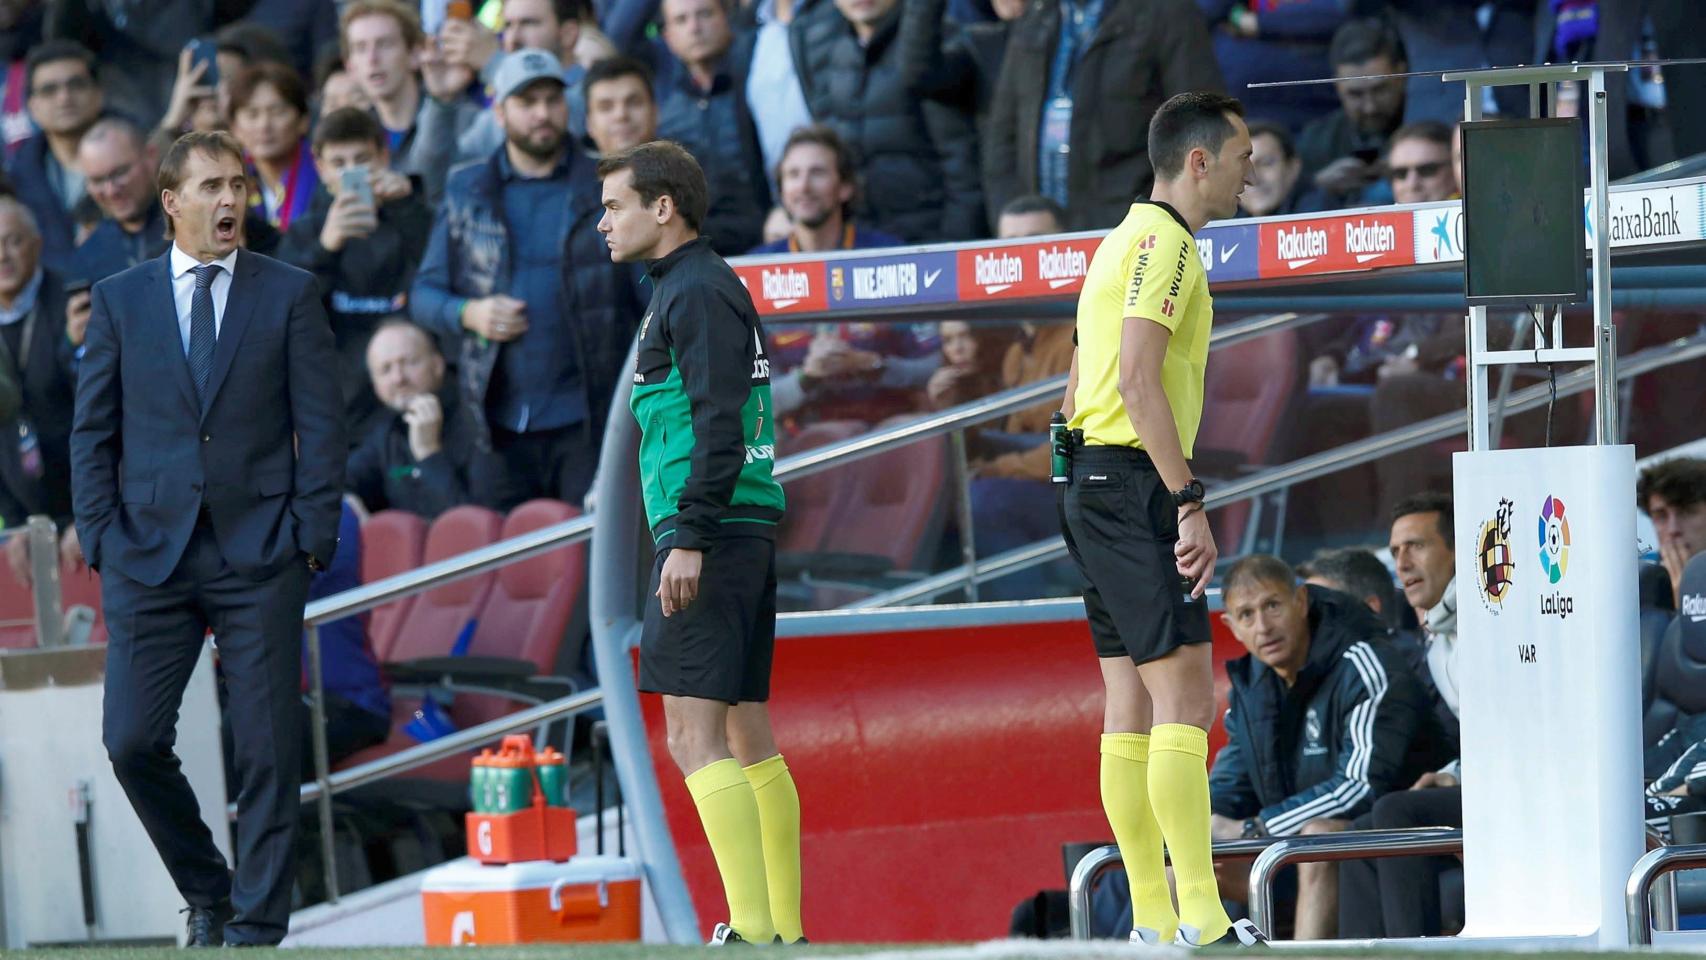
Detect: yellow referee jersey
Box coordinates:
(1068, 201, 1212, 457)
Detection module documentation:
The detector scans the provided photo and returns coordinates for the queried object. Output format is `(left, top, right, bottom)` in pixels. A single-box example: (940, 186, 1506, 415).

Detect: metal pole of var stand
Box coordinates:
(1588, 68, 1618, 444)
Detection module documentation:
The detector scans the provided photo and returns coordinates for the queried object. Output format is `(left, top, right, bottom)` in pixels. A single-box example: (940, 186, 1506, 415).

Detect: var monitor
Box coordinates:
(1461, 117, 1587, 306)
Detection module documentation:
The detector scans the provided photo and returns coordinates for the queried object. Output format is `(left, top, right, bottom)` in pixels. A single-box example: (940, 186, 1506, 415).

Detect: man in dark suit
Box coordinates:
(70, 131, 345, 948)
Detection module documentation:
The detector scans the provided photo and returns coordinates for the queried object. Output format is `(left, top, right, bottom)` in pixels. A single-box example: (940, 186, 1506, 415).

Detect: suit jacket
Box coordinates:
(70, 249, 346, 587)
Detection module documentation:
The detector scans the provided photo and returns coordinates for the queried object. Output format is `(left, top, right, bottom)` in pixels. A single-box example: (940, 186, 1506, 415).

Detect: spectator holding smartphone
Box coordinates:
(278, 107, 433, 444)
(1297, 18, 1408, 209)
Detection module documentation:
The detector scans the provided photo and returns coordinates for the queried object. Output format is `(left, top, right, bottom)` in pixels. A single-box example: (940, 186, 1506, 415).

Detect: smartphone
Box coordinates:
(63, 279, 93, 297)
(1352, 146, 1382, 165)
(185, 37, 219, 88)
(340, 165, 375, 209)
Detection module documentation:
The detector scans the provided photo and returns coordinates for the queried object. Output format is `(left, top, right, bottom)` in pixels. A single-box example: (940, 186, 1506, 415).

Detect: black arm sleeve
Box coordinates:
(670, 290, 756, 550)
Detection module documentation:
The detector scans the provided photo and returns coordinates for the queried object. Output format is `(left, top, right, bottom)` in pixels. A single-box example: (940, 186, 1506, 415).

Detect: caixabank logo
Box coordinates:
(1475, 497, 1516, 615)
(1538, 494, 1574, 620)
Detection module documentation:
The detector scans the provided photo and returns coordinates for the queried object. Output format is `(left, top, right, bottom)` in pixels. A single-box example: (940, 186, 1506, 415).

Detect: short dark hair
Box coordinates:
(1223, 554, 1298, 602)
(1330, 17, 1405, 69)
(25, 40, 98, 96)
(1391, 491, 1455, 549)
(228, 61, 310, 122)
(1637, 457, 1706, 515)
(1387, 120, 1451, 154)
(584, 55, 655, 104)
(215, 22, 294, 69)
(998, 194, 1067, 230)
(313, 106, 386, 153)
(597, 140, 708, 231)
(1246, 120, 1296, 161)
(158, 131, 246, 239)
(1148, 91, 1245, 181)
(1301, 547, 1395, 610)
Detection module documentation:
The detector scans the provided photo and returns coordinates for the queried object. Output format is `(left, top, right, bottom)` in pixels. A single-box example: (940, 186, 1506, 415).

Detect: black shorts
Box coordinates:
(639, 535, 777, 704)
(1058, 446, 1211, 664)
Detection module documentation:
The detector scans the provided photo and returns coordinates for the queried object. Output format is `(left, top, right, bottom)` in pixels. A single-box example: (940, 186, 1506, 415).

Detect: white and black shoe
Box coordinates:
(709, 923, 747, 946)
(1174, 918, 1269, 948)
(1129, 927, 1170, 947)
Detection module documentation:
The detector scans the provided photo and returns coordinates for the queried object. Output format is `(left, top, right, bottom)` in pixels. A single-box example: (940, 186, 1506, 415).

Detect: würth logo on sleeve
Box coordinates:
(1138, 234, 1157, 250)
(1160, 298, 1176, 318)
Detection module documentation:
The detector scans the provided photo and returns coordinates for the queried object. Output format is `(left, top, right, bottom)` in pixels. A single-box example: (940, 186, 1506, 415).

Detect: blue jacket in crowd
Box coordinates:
(409, 148, 642, 449)
(6, 133, 79, 269)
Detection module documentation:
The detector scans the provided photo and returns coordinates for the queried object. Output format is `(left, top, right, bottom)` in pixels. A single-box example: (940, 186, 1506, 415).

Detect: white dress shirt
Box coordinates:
(169, 244, 239, 356)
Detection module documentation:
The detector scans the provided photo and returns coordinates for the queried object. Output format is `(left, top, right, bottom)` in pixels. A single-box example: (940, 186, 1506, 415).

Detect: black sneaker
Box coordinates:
(1175, 918, 1269, 948)
(709, 923, 747, 946)
(773, 935, 811, 945)
(182, 901, 233, 948)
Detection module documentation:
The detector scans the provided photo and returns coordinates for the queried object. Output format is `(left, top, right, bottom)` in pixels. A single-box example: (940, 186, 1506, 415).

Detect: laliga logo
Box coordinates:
(1537, 495, 1570, 584)
(1476, 497, 1515, 613)
(1537, 495, 1574, 620)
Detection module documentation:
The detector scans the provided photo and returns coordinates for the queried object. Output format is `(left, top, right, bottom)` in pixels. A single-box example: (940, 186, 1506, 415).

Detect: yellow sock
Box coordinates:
(1100, 733, 1179, 942)
(684, 759, 775, 942)
(1148, 723, 1232, 943)
(743, 754, 803, 943)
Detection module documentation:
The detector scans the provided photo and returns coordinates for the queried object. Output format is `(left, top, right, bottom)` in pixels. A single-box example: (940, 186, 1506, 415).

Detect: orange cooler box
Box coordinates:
(422, 856, 643, 945)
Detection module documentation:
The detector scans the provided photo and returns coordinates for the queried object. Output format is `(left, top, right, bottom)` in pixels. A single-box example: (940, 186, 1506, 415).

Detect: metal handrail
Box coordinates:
(1068, 838, 1279, 940)
(1247, 828, 1462, 935)
(851, 329, 1706, 608)
(228, 688, 603, 818)
(1627, 843, 1706, 945)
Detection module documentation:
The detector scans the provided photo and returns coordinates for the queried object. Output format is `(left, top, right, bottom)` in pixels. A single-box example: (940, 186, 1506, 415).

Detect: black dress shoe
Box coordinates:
(183, 901, 234, 947)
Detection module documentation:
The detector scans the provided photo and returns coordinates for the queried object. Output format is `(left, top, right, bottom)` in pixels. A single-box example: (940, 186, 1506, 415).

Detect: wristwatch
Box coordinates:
(1173, 478, 1206, 508)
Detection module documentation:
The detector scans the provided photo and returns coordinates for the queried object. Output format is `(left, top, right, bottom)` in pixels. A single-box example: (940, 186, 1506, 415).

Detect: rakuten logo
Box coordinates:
(1276, 226, 1328, 268)
(1683, 592, 1706, 623)
(1344, 218, 1398, 262)
(761, 268, 811, 308)
(1037, 245, 1088, 289)
(974, 251, 1024, 293)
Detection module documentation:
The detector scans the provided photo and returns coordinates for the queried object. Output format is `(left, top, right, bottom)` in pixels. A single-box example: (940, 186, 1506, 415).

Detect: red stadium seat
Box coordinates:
(827, 430, 949, 572)
(336, 506, 503, 779)
(452, 500, 588, 730)
(358, 510, 429, 662)
(0, 559, 35, 648)
(1196, 330, 1300, 555)
(775, 420, 867, 554)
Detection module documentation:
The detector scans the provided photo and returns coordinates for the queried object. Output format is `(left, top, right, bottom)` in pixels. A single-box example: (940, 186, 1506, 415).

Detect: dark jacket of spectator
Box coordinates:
(1382, 0, 1532, 126)
(0, 267, 78, 527)
(1209, 586, 1447, 836)
(410, 149, 642, 450)
(69, 200, 165, 283)
(346, 387, 489, 520)
(1196, 0, 1343, 134)
(982, 0, 1223, 231)
(6, 134, 79, 269)
(277, 184, 435, 434)
(790, 0, 984, 242)
(307, 501, 391, 722)
(655, 49, 772, 257)
(44, 0, 220, 128)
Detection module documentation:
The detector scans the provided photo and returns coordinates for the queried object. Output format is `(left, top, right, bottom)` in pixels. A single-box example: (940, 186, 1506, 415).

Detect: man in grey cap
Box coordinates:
(411, 48, 644, 507)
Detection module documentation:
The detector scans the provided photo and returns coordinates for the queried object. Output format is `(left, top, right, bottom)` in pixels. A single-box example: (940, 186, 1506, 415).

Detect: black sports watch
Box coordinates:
(1172, 478, 1206, 508)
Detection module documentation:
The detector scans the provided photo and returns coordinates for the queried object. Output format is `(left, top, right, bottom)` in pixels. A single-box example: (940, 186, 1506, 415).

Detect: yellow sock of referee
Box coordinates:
(743, 754, 804, 943)
(1100, 733, 1178, 942)
(1148, 723, 1233, 943)
(685, 759, 775, 942)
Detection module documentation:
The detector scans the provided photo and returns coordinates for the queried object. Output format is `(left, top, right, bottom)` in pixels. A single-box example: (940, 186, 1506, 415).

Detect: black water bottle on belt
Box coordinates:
(1050, 412, 1070, 484)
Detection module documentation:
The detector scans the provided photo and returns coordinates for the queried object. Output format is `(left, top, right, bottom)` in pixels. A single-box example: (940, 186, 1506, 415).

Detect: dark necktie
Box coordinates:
(189, 263, 219, 404)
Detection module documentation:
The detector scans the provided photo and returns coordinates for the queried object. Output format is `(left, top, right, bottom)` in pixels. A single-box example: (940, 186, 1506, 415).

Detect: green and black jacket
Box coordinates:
(631, 237, 786, 549)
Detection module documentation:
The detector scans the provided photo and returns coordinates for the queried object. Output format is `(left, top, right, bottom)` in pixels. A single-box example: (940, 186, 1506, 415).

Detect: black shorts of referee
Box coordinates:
(639, 535, 777, 704)
(1058, 445, 1211, 663)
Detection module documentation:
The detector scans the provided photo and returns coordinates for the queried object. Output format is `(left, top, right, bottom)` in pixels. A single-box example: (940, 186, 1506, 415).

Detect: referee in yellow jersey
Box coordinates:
(1058, 92, 1264, 948)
